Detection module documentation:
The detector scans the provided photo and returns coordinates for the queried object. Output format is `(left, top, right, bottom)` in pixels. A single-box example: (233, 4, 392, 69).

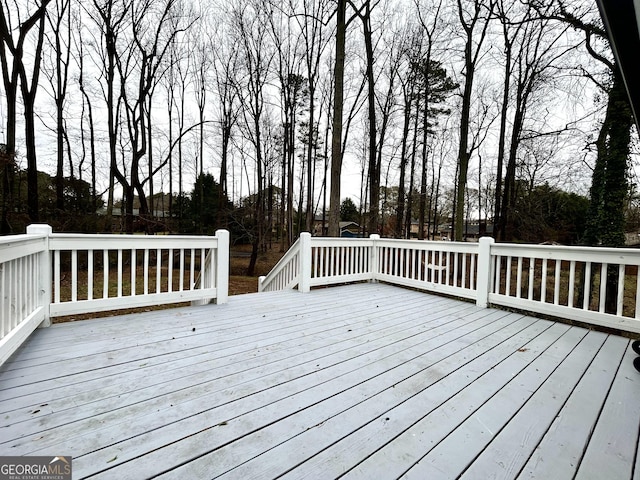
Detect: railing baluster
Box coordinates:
(88, 250, 94, 301)
(617, 264, 625, 316)
(528, 258, 535, 300)
(598, 263, 608, 313)
(131, 249, 136, 296)
(17, 258, 22, 322)
(505, 256, 512, 296)
(27, 255, 32, 313)
(117, 249, 123, 298)
(34, 254, 39, 311)
(462, 252, 467, 289)
(494, 255, 501, 294)
(54, 250, 61, 303)
(393, 247, 398, 276)
(144, 249, 150, 295)
(541, 258, 547, 303)
(312, 247, 317, 278)
(516, 257, 523, 298)
(409, 249, 414, 280)
(168, 248, 173, 292)
(9, 260, 14, 329)
(179, 248, 185, 291)
(583, 262, 592, 310)
(156, 249, 161, 293)
(104, 250, 109, 299)
(200, 248, 205, 289)
(453, 252, 459, 287)
(554, 260, 561, 305)
(350, 245, 355, 275)
(568, 261, 576, 308)
(189, 249, 195, 289)
(471, 253, 476, 291)
(72, 250, 78, 302)
(445, 252, 450, 285)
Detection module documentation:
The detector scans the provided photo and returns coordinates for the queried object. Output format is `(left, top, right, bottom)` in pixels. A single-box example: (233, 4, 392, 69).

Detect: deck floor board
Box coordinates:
(0, 283, 638, 479)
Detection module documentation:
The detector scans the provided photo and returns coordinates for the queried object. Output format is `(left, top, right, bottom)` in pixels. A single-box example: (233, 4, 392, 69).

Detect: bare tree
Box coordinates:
(495, 2, 576, 241)
(116, 0, 191, 232)
(43, 0, 71, 212)
(211, 13, 241, 226)
(453, 0, 494, 241)
(73, 8, 100, 223)
(234, 0, 274, 274)
(86, 0, 129, 229)
(269, 0, 305, 246)
(0, 0, 51, 222)
(293, 0, 332, 232)
(328, 0, 349, 237)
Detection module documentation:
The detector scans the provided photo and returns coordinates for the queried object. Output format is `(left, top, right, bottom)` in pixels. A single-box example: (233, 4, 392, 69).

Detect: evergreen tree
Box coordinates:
(189, 173, 233, 235)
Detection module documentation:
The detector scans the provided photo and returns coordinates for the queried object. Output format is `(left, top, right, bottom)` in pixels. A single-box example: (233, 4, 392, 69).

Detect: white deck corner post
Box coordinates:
(26, 224, 52, 327)
(476, 236, 494, 308)
(369, 234, 380, 283)
(299, 232, 312, 293)
(215, 229, 230, 304)
(258, 276, 266, 292)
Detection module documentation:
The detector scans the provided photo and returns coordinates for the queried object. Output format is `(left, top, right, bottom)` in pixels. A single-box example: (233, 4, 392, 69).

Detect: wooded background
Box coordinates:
(1, 0, 638, 273)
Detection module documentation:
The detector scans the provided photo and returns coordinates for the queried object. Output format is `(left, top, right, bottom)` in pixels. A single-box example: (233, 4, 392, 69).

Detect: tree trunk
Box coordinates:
(363, 3, 378, 236)
(328, 0, 346, 237)
(395, 83, 413, 238)
(454, 58, 473, 241)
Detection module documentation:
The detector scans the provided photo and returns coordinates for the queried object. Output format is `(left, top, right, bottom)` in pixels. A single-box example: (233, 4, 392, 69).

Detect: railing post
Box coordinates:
(258, 276, 266, 292)
(369, 234, 380, 283)
(476, 236, 494, 308)
(299, 232, 312, 293)
(26, 224, 52, 327)
(215, 229, 229, 304)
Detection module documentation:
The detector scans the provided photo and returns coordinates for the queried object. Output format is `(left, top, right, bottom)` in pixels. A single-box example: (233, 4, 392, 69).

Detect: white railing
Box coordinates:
(310, 236, 375, 288)
(48, 230, 228, 317)
(375, 238, 480, 301)
(258, 237, 301, 292)
(258, 233, 481, 301)
(0, 228, 50, 365)
(0, 225, 229, 366)
(490, 241, 640, 333)
(259, 234, 640, 334)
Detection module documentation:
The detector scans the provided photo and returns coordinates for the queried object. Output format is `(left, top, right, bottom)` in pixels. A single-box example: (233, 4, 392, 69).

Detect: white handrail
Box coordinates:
(258, 237, 302, 292)
(374, 238, 480, 301)
(0, 228, 49, 365)
(48, 232, 226, 317)
(489, 241, 640, 332)
(260, 234, 640, 333)
(0, 225, 230, 367)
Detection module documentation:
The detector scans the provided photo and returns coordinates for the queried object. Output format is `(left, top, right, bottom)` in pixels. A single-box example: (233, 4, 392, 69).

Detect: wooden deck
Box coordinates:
(1, 283, 639, 479)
